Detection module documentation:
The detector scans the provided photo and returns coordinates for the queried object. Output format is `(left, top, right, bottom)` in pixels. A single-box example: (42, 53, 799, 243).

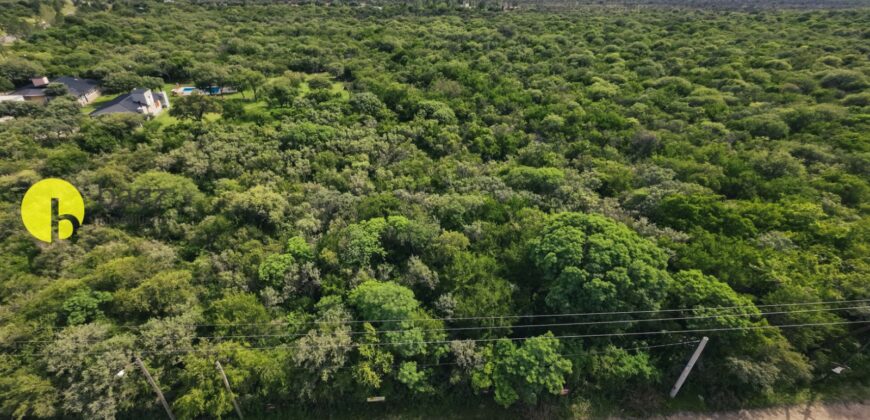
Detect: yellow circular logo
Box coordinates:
(21, 178, 85, 243)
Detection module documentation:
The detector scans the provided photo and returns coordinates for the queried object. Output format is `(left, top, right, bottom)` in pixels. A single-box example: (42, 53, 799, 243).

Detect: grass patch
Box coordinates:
(150, 110, 221, 128)
(150, 111, 178, 128)
(243, 100, 268, 113)
(61, 0, 76, 16)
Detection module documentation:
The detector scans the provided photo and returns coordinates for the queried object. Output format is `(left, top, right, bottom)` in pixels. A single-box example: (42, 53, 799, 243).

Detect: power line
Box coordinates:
(12, 299, 833, 332)
(40, 337, 704, 360)
(5, 303, 866, 346)
(26, 320, 870, 356)
(139, 341, 704, 378)
(283, 340, 706, 372)
(121, 304, 870, 341)
(180, 319, 870, 350)
(97, 297, 870, 330)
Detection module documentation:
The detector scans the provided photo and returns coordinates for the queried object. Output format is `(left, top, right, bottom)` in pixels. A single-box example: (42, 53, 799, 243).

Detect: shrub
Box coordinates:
(819, 70, 867, 91)
(842, 92, 870, 107)
(735, 114, 790, 139)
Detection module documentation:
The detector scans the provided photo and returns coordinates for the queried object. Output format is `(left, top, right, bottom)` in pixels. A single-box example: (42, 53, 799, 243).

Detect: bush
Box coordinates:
(101, 72, 164, 93)
(819, 69, 868, 91)
(735, 114, 790, 139)
(650, 76, 694, 95)
(763, 59, 792, 70)
(842, 92, 870, 107)
(307, 74, 333, 90)
(504, 166, 565, 194)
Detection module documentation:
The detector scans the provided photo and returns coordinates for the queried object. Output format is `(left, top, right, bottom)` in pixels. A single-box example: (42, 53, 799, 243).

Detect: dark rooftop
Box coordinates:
(53, 76, 100, 97)
(90, 93, 144, 116)
(11, 76, 99, 98)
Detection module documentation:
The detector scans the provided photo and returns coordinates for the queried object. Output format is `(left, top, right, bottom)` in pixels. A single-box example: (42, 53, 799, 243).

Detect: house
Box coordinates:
(9, 77, 50, 104)
(90, 88, 170, 117)
(55, 76, 102, 104)
(11, 76, 101, 105)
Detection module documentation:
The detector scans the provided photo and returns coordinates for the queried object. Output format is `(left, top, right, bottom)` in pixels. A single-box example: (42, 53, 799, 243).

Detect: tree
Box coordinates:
(101, 72, 163, 93)
(292, 300, 353, 400)
(350, 92, 388, 118)
(397, 361, 433, 394)
(0, 368, 58, 419)
(734, 114, 790, 139)
(307, 74, 332, 90)
(504, 166, 565, 194)
(43, 82, 68, 97)
(62, 288, 112, 325)
(471, 333, 572, 407)
(665, 270, 813, 402)
(819, 69, 867, 91)
(207, 293, 271, 338)
(352, 323, 394, 392)
(575, 345, 658, 396)
(227, 67, 266, 100)
(0, 77, 12, 93)
(349, 280, 419, 321)
(78, 113, 145, 152)
(348, 280, 443, 357)
(126, 171, 205, 220)
(190, 62, 230, 93)
(174, 342, 285, 419)
(115, 270, 197, 317)
(263, 77, 301, 107)
(0, 58, 45, 85)
(529, 213, 671, 314)
(219, 184, 289, 229)
(170, 93, 222, 121)
(42, 324, 139, 419)
(652, 194, 757, 238)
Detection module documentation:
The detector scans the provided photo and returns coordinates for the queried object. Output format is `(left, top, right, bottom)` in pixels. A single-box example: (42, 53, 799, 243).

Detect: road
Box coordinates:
(663, 400, 870, 420)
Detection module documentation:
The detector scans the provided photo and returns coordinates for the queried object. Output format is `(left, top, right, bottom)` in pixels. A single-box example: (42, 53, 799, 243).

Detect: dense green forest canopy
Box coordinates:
(0, 1, 868, 418)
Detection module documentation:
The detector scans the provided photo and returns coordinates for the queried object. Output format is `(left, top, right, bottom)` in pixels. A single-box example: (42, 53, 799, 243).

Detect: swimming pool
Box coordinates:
(181, 87, 195, 93)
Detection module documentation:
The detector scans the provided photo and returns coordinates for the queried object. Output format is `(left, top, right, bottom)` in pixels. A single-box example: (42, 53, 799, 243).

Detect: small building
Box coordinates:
(55, 76, 102, 105)
(11, 77, 50, 104)
(11, 76, 101, 105)
(90, 88, 170, 117)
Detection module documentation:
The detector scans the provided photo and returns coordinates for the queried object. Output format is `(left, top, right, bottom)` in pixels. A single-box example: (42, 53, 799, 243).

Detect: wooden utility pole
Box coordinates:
(215, 360, 244, 419)
(669, 337, 709, 398)
(135, 356, 176, 420)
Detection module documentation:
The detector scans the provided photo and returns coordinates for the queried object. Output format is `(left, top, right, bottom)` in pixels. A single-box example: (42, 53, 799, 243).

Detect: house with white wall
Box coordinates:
(90, 88, 170, 117)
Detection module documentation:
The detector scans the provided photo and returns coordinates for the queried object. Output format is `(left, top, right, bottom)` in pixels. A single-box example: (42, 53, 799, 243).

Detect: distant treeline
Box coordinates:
(176, 0, 870, 10)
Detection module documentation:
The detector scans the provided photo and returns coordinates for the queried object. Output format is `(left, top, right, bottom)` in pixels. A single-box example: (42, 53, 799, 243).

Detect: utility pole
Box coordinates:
(215, 360, 244, 420)
(135, 356, 176, 420)
(669, 337, 709, 398)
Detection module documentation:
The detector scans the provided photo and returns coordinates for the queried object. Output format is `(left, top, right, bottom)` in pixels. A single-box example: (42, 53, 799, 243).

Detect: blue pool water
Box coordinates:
(182, 87, 195, 93)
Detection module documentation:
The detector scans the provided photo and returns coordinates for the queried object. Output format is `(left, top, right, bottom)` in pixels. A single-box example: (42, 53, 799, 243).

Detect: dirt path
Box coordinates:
(663, 400, 870, 420)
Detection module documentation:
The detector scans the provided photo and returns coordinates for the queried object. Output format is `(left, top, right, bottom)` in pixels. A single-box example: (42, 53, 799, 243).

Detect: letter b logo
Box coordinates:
(21, 178, 85, 243)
